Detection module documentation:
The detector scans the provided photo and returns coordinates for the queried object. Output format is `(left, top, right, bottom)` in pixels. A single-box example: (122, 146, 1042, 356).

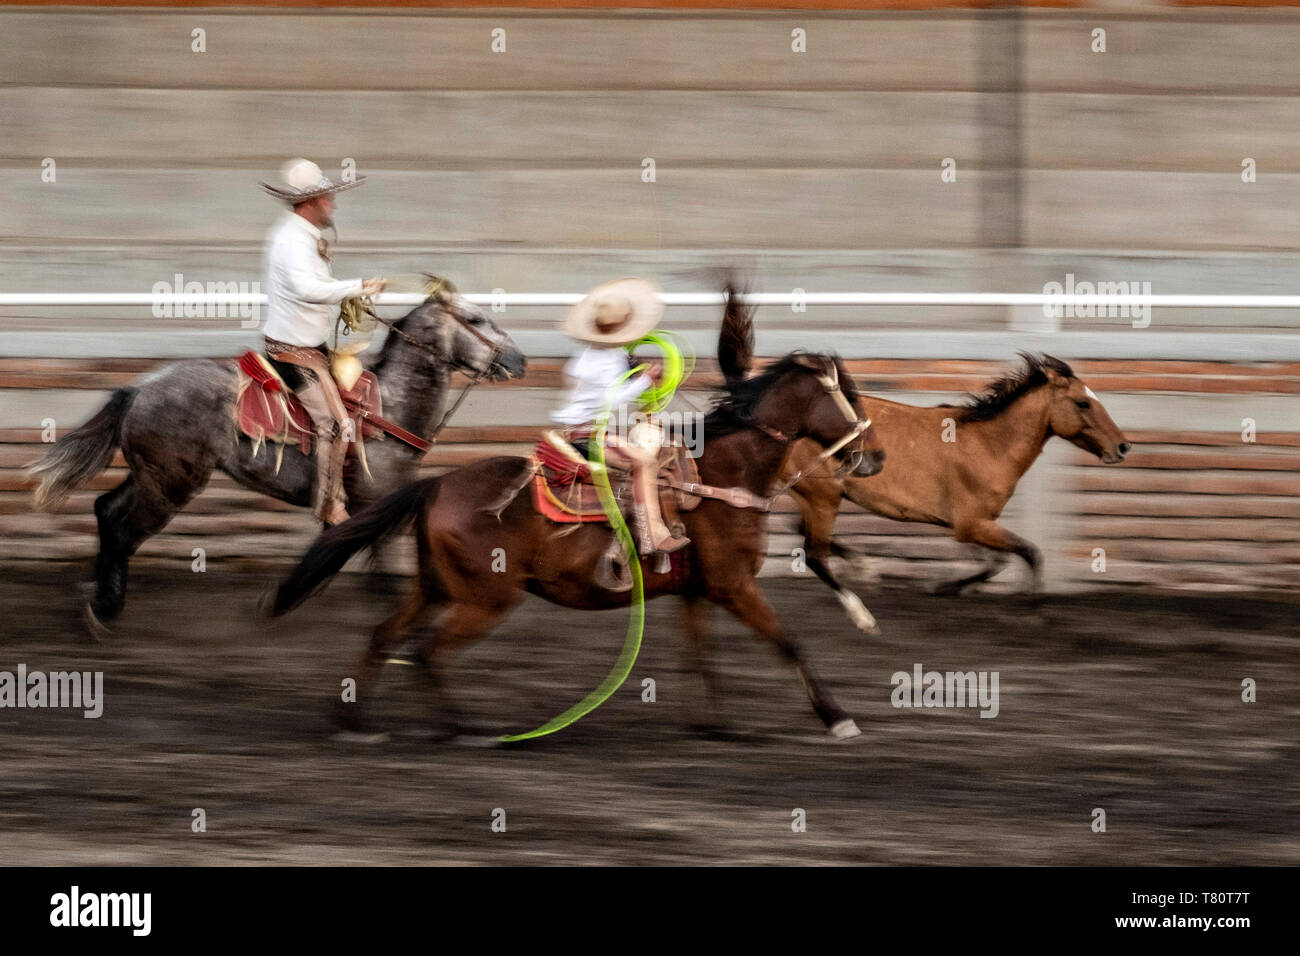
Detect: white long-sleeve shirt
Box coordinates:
(552, 346, 653, 426)
(261, 212, 363, 347)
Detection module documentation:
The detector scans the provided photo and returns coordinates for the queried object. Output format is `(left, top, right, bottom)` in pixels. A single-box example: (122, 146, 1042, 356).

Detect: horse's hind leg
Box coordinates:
(710, 580, 859, 738)
(88, 474, 190, 634)
(89, 478, 135, 630)
(420, 600, 516, 740)
(335, 585, 432, 734)
(931, 548, 1009, 597)
(936, 518, 1038, 596)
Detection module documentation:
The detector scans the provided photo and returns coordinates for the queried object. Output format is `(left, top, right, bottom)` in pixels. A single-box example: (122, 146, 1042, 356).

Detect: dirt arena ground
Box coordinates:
(0, 563, 1295, 866)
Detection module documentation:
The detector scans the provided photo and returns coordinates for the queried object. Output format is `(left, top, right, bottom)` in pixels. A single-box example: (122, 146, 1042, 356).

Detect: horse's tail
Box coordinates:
(269, 476, 440, 617)
(28, 386, 138, 511)
(718, 275, 754, 384)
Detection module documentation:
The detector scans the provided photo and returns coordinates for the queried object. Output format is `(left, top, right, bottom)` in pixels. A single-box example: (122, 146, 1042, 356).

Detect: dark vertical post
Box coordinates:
(976, 2, 1024, 251)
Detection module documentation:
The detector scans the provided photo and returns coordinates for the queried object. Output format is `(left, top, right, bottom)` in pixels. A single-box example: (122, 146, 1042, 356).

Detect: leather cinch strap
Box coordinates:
(345, 405, 431, 453)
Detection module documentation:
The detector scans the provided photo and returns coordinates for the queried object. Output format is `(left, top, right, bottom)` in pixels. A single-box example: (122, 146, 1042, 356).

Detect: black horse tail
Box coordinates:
(269, 477, 440, 617)
(29, 386, 138, 511)
(718, 275, 755, 384)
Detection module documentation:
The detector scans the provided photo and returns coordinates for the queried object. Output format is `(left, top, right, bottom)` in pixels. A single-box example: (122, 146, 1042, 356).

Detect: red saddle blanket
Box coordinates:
(234, 351, 384, 458)
(532, 439, 628, 523)
(530, 438, 702, 526)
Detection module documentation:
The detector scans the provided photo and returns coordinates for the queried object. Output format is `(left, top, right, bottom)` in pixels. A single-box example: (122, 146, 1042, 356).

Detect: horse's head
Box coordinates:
(444, 294, 528, 381)
(783, 354, 885, 477)
(1039, 357, 1129, 463)
(709, 353, 886, 477)
(708, 352, 883, 475)
(395, 290, 527, 382)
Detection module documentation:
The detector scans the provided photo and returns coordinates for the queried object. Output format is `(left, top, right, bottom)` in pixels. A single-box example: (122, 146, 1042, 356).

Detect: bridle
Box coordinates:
(671, 354, 873, 512)
(759, 355, 874, 499)
(337, 275, 507, 442)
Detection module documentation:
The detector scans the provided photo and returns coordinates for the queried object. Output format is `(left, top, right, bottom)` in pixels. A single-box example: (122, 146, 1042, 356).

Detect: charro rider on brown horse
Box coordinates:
(260, 158, 387, 526)
(552, 278, 690, 557)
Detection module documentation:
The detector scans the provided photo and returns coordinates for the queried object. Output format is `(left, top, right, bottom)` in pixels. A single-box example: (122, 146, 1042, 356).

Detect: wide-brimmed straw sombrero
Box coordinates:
(261, 158, 365, 204)
(562, 277, 664, 346)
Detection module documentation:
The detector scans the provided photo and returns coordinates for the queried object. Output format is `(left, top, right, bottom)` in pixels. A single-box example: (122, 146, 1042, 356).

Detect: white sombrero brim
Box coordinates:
(261, 175, 366, 204)
(562, 277, 664, 346)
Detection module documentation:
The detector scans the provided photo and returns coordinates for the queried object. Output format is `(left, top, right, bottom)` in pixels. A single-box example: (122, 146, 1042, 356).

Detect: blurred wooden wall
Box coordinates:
(1, 4, 1298, 593)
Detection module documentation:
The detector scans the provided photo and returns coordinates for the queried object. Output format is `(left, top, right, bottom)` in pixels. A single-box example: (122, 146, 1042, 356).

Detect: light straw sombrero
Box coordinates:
(261, 158, 365, 204)
(562, 277, 664, 347)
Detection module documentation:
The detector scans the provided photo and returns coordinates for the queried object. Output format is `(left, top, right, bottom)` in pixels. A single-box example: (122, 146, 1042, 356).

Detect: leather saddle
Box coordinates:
(233, 351, 384, 471)
(531, 430, 702, 530)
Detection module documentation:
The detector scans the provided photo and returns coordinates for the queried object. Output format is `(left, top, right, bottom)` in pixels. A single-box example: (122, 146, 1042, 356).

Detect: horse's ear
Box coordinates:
(794, 355, 835, 381)
(420, 273, 458, 304)
(1032, 353, 1069, 386)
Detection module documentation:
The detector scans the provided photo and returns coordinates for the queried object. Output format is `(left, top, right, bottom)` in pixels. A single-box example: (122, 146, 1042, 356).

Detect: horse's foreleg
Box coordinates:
(940, 520, 1039, 595)
(710, 581, 859, 738)
(792, 486, 879, 635)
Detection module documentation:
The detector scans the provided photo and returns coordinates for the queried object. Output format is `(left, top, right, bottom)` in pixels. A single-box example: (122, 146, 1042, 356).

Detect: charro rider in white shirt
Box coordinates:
(260, 158, 386, 526)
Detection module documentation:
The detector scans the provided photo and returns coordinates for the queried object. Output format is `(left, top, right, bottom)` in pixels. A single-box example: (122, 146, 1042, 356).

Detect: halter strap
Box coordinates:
(694, 355, 873, 509)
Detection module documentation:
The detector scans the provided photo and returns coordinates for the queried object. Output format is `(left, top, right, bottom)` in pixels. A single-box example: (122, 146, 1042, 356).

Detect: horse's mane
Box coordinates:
(941, 352, 1074, 422)
(705, 351, 859, 438)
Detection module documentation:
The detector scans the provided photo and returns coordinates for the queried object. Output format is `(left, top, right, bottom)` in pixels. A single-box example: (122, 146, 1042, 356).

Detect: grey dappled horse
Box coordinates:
(30, 291, 526, 636)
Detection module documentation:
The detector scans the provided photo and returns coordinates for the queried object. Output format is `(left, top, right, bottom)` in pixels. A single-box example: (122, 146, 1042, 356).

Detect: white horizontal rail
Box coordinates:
(2, 292, 1300, 308)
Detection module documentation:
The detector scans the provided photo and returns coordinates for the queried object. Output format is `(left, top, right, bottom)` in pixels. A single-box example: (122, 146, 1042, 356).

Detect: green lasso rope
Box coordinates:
(634, 330, 694, 412)
(497, 331, 692, 743)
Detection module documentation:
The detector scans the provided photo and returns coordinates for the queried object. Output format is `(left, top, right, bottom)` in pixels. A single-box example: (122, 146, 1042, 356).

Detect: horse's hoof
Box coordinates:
(836, 590, 881, 636)
(330, 700, 378, 735)
(829, 718, 861, 739)
(254, 587, 276, 621)
(332, 729, 391, 745)
(383, 642, 427, 667)
(687, 721, 741, 741)
(82, 602, 112, 643)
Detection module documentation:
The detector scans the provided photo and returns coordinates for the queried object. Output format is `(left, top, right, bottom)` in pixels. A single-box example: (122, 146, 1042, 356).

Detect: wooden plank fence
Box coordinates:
(3, 357, 1297, 594)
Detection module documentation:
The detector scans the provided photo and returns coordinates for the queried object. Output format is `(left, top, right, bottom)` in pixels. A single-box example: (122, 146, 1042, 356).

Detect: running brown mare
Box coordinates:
(270, 337, 886, 740)
(777, 354, 1131, 633)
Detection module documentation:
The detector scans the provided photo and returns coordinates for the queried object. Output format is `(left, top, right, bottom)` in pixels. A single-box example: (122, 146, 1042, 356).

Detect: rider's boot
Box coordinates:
(632, 457, 689, 554)
(314, 424, 351, 527)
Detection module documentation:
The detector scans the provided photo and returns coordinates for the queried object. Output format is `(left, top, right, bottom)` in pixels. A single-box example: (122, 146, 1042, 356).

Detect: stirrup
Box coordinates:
(320, 501, 351, 528)
(595, 542, 633, 593)
(654, 533, 691, 555)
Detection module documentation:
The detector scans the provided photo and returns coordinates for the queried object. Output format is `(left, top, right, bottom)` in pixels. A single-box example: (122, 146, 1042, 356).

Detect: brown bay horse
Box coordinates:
(269, 340, 886, 740)
(779, 354, 1131, 633)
